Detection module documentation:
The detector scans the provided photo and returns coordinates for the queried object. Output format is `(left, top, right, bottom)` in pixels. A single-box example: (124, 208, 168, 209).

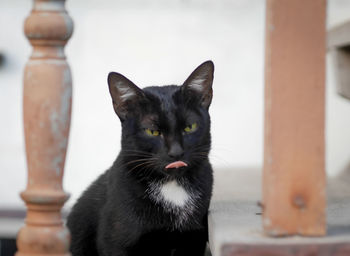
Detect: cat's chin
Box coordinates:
(162, 169, 188, 178)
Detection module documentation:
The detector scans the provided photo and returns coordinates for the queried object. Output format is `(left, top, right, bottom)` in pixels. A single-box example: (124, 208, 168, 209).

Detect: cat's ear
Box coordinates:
(182, 60, 214, 109)
(108, 72, 145, 121)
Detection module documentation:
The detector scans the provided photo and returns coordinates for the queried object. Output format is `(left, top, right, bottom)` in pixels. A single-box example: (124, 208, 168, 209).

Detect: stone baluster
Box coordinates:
(16, 0, 73, 255)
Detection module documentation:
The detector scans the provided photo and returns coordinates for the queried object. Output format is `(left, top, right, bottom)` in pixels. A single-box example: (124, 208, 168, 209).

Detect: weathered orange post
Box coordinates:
(263, 0, 326, 236)
(16, 0, 73, 255)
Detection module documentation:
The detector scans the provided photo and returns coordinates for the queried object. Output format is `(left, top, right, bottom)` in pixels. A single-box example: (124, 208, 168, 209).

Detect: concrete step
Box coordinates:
(208, 168, 350, 256)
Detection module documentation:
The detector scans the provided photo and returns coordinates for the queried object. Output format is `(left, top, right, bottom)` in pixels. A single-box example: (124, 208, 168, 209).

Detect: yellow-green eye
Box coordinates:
(145, 128, 160, 136)
(184, 123, 198, 133)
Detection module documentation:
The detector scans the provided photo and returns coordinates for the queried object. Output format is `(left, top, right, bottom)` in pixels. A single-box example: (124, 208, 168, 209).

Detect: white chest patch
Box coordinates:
(159, 180, 189, 207)
(147, 179, 201, 229)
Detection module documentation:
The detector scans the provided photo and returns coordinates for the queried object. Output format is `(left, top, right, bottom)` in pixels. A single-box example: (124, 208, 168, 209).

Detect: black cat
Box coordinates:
(67, 61, 214, 256)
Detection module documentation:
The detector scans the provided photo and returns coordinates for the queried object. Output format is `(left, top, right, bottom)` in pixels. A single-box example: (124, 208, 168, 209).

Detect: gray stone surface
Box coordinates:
(328, 20, 350, 48)
(328, 20, 350, 100)
(208, 168, 350, 256)
(0, 218, 23, 238)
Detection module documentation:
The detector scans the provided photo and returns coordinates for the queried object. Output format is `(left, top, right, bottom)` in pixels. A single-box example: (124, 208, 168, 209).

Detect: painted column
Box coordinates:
(263, 0, 326, 236)
(16, 0, 73, 255)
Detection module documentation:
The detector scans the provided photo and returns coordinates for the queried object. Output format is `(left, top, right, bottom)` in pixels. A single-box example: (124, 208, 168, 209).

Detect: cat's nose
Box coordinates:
(168, 142, 184, 159)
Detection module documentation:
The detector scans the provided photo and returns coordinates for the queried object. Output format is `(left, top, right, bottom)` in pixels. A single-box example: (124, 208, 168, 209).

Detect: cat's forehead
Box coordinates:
(144, 85, 179, 101)
(141, 110, 198, 131)
(141, 85, 200, 126)
(141, 114, 159, 128)
(143, 85, 180, 111)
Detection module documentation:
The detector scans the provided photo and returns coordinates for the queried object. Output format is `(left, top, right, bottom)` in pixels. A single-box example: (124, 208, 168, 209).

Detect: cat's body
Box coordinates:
(67, 61, 214, 256)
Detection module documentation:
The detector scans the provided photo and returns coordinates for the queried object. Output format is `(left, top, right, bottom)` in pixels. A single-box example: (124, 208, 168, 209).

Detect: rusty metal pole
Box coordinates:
(263, 0, 326, 236)
(16, 0, 73, 255)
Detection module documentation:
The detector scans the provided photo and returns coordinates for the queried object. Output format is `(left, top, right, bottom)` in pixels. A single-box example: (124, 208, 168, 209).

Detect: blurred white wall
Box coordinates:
(0, 0, 349, 208)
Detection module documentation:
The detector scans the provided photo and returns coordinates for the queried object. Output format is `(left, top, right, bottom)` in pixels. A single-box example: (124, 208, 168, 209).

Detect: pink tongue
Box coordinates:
(165, 161, 188, 169)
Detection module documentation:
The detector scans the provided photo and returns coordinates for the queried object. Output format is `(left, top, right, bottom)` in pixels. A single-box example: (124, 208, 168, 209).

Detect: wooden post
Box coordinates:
(16, 0, 73, 255)
(263, 0, 326, 236)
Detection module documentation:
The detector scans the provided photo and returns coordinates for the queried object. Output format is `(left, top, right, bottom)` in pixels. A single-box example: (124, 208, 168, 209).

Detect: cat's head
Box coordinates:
(107, 61, 214, 178)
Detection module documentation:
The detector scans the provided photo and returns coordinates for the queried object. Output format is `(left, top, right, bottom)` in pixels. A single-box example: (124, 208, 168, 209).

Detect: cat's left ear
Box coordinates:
(182, 60, 214, 109)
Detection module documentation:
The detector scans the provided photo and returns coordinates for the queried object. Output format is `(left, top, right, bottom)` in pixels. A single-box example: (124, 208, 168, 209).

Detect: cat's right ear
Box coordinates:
(108, 72, 145, 121)
(182, 60, 214, 109)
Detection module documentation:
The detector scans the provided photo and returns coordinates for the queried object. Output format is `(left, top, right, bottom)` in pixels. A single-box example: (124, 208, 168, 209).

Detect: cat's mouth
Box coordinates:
(165, 161, 188, 169)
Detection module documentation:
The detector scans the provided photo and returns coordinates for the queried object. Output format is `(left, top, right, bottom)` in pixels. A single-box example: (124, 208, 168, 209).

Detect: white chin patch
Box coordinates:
(160, 180, 189, 207)
(118, 83, 135, 101)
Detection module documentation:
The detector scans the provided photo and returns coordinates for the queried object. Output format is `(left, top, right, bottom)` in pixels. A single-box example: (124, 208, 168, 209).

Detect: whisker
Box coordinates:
(111, 157, 155, 172)
(124, 157, 158, 166)
(191, 144, 211, 152)
(128, 159, 159, 173)
(192, 151, 232, 167)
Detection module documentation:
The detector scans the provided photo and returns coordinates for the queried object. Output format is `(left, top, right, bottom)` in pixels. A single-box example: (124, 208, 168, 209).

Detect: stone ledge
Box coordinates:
(328, 20, 350, 49)
(328, 20, 350, 100)
(208, 168, 350, 256)
(209, 200, 350, 256)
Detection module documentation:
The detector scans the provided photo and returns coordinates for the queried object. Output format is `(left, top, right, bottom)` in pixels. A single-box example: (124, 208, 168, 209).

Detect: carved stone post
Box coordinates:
(16, 0, 73, 255)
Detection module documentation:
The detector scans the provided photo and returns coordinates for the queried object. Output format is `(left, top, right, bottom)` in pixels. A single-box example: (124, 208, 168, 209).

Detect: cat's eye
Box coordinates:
(184, 123, 198, 133)
(145, 128, 160, 136)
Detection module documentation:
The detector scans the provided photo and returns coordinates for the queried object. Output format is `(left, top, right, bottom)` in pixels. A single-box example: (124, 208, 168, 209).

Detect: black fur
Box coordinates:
(67, 61, 214, 256)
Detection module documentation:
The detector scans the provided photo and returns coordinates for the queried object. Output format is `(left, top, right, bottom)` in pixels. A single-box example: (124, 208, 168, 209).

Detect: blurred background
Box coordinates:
(1, 0, 350, 212)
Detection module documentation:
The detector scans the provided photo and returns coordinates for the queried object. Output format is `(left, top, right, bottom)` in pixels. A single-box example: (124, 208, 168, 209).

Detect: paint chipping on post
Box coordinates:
(16, 0, 73, 255)
(293, 195, 306, 210)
